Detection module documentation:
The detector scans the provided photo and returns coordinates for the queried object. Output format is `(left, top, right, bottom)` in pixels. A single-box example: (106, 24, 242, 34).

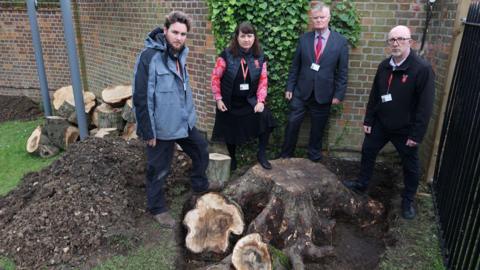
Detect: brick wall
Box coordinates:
(0, 0, 459, 176)
(71, 0, 216, 132)
(324, 0, 457, 173)
(0, 3, 70, 97)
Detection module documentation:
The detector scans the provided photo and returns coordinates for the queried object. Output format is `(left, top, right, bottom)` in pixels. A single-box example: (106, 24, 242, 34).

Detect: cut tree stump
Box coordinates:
(232, 233, 271, 270)
(184, 192, 244, 254)
(220, 158, 385, 270)
(121, 99, 135, 123)
(44, 116, 79, 150)
(53, 85, 96, 118)
(26, 125, 60, 158)
(94, 103, 125, 130)
(101, 85, 132, 107)
(206, 153, 231, 190)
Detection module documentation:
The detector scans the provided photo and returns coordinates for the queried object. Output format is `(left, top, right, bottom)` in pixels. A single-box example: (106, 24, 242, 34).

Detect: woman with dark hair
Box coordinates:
(211, 22, 276, 170)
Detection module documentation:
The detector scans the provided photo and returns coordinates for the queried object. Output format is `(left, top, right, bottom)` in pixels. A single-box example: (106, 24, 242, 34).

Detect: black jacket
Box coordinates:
(364, 50, 435, 143)
(219, 49, 265, 109)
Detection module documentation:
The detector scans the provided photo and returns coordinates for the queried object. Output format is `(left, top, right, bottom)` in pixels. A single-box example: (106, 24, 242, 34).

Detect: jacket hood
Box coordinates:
(144, 27, 166, 51)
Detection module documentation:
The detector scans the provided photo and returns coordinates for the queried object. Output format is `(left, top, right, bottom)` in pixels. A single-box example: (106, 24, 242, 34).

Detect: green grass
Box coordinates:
(0, 256, 16, 270)
(94, 228, 177, 270)
(0, 119, 57, 196)
(379, 192, 445, 270)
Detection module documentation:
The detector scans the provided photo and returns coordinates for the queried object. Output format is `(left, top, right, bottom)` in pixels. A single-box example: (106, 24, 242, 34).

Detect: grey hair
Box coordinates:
(311, 2, 331, 14)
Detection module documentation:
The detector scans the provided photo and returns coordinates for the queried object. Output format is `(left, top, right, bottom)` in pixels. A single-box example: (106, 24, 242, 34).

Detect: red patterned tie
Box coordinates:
(315, 35, 323, 63)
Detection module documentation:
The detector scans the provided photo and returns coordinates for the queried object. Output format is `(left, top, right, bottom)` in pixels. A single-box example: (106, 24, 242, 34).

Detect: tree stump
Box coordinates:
(44, 116, 79, 150)
(52, 85, 96, 123)
(232, 233, 271, 270)
(26, 125, 60, 158)
(101, 85, 132, 107)
(94, 103, 125, 131)
(206, 153, 231, 190)
(184, 193, 244, 254)
(121, 99, 135, 123)
(221, 158, 384, 270)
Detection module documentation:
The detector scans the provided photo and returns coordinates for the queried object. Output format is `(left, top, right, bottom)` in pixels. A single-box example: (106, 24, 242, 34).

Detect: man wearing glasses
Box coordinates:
(343, 25, 435, 220)
(278, 2, 349, 161)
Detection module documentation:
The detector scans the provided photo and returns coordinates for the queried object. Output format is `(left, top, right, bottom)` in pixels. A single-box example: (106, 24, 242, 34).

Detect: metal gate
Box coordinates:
(433, 2, 480, 270)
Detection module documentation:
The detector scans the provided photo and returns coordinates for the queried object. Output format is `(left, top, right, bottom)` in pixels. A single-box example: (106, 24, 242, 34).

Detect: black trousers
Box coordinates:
(358, 124, 420, 202)
(281, 95, 331, 160)
(145, 127, 209, 215)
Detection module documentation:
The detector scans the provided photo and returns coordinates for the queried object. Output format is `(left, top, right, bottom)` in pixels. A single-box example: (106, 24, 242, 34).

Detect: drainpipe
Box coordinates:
(60, 0, 88, 139)
(26, 0, 52, 117)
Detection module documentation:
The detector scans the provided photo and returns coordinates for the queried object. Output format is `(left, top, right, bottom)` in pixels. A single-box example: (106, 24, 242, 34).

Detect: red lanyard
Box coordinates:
(241, 58, 249, 81)
(387, 73, 393, 93)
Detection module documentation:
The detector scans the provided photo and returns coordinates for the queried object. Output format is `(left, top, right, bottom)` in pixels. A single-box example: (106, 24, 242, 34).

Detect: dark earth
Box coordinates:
(0, 95, 43, 123)
(0, 96, 404, 269)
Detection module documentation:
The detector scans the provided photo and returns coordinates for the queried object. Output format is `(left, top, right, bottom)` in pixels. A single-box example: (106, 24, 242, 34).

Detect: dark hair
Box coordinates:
(164, 11, 191, 32)
(229, 22, 262, 57)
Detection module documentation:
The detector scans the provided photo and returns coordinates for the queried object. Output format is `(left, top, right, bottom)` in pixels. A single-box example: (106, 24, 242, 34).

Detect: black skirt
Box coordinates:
(211, 96, 276, 145)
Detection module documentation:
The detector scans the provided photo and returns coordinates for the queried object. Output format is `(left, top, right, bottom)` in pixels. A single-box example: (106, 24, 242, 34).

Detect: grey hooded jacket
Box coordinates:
(132, 27, 196, 140)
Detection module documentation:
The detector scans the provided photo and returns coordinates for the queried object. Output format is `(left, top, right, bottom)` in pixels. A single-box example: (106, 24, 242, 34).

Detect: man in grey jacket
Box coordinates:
(132, 11, 210, 228)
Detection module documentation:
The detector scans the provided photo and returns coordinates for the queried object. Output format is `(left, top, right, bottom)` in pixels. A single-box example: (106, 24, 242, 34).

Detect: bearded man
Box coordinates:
(132, 11, 211, 228)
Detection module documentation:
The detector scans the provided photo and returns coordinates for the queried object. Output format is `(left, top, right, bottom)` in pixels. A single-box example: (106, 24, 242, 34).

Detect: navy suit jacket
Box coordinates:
(286, 30, 349, 104)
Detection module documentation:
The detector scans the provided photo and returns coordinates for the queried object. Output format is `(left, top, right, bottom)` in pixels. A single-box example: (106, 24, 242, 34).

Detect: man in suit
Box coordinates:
(278, 2, 349, 161)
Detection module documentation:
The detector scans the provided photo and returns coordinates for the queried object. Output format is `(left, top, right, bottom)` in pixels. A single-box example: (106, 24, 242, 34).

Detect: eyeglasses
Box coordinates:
(387, 37, 411, 45)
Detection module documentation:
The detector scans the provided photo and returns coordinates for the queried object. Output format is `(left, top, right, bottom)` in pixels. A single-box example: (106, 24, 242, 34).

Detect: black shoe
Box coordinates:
(257, 154, 272, 170)
(230, 158, 237, 171)
(401, 199, 416, 220)
(342, 179, 367, 193)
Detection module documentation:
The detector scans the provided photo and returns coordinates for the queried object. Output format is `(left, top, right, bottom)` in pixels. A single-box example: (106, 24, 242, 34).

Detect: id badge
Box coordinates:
(381, 93, 392, 103)
(310, 63, 320, 71)
(240, 83, 250, 91)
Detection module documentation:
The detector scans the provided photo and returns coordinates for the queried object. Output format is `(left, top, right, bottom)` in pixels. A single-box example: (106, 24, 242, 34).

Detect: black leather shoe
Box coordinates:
(401, 200, 416, 220)
(257, 154, 272, 170)
(342, 179, 367, 193)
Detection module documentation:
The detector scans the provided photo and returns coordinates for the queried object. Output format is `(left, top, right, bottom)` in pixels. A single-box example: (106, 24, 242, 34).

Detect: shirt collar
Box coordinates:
(389, 56, 407, 70)
(315, 28, 330, 40)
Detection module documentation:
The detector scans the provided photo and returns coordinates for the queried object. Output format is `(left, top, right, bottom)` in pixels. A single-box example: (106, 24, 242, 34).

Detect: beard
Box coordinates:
(166, 39, 185, 56)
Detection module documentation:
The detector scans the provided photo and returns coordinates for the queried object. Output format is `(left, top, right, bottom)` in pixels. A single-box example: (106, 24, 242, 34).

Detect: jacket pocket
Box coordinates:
(155, 70, 176, 104)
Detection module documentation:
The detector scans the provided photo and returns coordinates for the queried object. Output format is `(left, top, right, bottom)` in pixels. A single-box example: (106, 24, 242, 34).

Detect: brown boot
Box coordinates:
(153, 212, 177, 228)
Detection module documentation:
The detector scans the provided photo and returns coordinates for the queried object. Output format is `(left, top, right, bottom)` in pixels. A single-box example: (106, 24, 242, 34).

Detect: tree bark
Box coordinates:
(44, 116, 79, 150)
(220, 158, 385, 270)
(206, 153, 231, 190)
(94, 103, 125, 131)
(121, 99, 135, 123)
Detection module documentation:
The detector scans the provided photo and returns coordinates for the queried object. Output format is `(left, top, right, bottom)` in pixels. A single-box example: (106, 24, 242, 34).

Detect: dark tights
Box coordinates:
(226, 130, 271, 167)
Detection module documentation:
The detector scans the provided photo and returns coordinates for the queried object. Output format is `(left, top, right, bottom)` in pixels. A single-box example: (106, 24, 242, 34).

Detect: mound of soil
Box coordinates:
(0, 95, 43, 123)
(0, 137, 190, 269)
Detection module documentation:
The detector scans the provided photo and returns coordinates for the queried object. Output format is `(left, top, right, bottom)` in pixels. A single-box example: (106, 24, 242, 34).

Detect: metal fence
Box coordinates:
(433, 2, 480, 270)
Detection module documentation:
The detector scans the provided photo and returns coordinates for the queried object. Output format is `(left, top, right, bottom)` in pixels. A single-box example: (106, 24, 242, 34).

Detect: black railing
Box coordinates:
(433, 2, 480, 270)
